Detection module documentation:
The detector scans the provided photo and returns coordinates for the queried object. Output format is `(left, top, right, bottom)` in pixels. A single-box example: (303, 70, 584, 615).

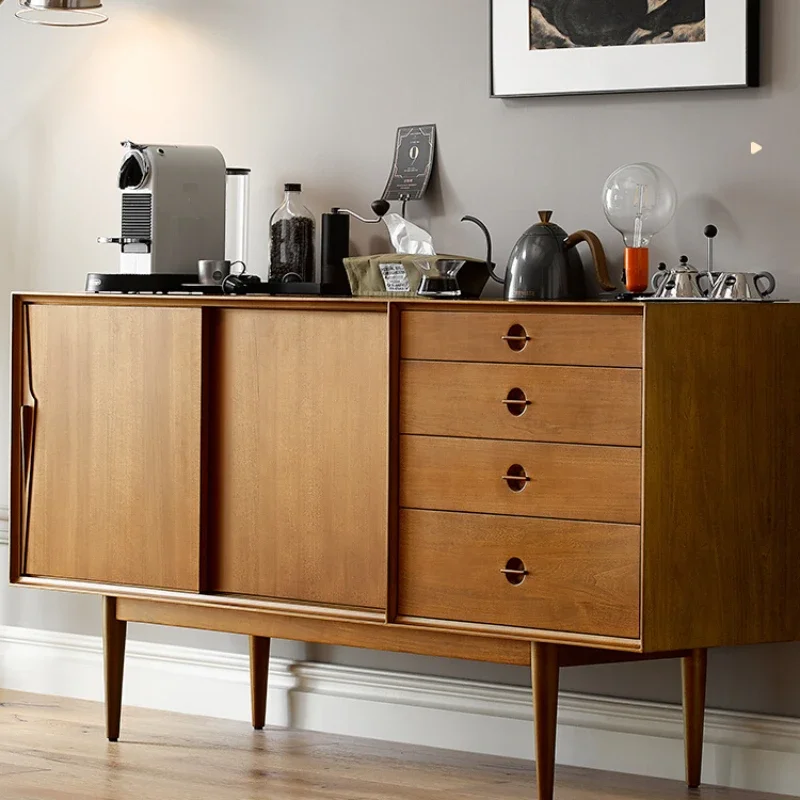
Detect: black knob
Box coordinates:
(658, 262, 667, 271)
(681, 255, 689, 265)
(371, 199, 391, 219)
(704, 225, 719, 239)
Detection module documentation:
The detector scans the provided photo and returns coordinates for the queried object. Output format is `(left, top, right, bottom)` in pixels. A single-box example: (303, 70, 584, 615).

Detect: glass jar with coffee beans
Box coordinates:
(269, 183, 316, 282)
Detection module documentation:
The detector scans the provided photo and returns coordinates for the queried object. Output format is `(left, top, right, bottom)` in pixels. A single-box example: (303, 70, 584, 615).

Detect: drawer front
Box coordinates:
(400, 361, 642, 447)
(401, 436, 641, 524)
(401, 310, 643, 368)
(399, 510, 641, 638)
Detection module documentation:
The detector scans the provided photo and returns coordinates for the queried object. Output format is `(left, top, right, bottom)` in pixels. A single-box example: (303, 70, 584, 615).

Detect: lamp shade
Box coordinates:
(16, 0, 108, 26)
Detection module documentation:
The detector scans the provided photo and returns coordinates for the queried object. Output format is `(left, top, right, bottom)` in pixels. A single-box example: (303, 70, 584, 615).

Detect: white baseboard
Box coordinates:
(0, 506, 8, 545)
(1, 625, 799, 796)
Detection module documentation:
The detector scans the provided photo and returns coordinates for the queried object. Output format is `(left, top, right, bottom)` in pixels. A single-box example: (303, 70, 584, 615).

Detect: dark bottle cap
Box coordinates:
(285, 183, 302, 192)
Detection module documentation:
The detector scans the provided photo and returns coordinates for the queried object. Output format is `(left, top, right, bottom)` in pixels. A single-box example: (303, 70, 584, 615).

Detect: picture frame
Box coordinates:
(491, 0, 760, 98)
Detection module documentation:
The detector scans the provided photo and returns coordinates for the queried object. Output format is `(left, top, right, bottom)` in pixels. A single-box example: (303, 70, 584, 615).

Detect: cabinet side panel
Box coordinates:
(23, 305, 204, 592)
(642, 304, 800, 651)
(386, 304, 401, 622)
(210, 309, 388, 610)
(10, 296, 27, 583)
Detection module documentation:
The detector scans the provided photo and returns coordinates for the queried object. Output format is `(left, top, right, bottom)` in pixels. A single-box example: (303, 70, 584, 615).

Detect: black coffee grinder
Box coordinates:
(321, 200, 391, 295)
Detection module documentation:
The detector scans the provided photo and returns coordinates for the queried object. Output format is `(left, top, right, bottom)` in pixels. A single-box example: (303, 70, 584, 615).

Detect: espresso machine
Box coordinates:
(89, 141, 228, 291)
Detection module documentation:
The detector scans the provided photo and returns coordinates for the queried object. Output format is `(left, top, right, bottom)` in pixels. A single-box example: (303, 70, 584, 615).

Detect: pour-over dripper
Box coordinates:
(414, 258, 466, 298)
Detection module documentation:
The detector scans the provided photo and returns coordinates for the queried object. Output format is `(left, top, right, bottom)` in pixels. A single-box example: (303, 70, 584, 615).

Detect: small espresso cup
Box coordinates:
(198, 260, 245, 286)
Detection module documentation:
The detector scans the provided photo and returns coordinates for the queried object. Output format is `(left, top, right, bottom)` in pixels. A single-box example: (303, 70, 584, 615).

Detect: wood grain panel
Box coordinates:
(21, 305, 203, 591)
(398, 510, 640, 638)
(400, 361, 642, 446)
(642, 304, 800, 651)
(401, 310, 643, 367)
(116, 598, 532, 666)
(400, 436, 641, 524)
(210, 310, 388, 609)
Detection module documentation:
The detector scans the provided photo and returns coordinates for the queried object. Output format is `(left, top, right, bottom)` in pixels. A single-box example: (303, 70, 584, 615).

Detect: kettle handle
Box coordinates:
(565, 230, 615, 292)
(755, 272, 776, 298)
(461, 215, 504, 285)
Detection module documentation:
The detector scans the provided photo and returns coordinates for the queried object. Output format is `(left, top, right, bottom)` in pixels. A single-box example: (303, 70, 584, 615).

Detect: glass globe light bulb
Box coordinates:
(602, 162, 677, 248)
(601, 162, 678, 293)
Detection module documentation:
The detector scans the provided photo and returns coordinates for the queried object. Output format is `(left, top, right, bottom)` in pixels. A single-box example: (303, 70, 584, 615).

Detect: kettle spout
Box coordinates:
(461, 215, 504, 285)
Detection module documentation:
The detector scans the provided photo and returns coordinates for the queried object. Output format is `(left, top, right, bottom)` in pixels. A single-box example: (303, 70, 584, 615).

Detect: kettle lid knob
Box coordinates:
(538, 210, 554, 224)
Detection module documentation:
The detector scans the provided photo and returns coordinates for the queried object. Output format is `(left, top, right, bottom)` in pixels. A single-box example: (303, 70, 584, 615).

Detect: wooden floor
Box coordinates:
(0, 690, 789, 800)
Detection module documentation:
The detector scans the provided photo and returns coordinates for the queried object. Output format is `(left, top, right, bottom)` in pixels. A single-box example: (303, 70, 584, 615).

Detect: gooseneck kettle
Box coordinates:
(462, 211, 614, 302)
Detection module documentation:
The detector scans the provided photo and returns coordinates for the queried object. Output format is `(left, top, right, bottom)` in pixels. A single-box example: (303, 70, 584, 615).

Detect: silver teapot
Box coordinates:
(709, 271, 776, 301)
(652, 256, 711, 299)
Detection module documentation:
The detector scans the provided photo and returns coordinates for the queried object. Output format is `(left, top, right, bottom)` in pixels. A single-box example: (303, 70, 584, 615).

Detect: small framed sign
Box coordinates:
(383, 125, 437, 202)
(491, 0, 760, 98)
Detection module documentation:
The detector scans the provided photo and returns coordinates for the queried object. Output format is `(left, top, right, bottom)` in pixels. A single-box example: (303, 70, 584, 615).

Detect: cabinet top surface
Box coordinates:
(15, 293, 800, 314)
(13, 293, 644, 313)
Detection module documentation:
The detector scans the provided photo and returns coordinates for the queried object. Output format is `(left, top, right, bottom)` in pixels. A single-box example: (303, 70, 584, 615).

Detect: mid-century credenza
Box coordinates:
(10, 294, 800, 800)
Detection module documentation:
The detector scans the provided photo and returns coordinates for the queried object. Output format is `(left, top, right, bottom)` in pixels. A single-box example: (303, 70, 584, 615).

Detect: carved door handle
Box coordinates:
(20, 405, 35, 484)
(19, 403, 37, 578)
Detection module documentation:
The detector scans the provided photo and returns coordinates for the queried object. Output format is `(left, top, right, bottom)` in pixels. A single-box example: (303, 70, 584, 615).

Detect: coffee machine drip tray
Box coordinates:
(85, 274, 333, 296)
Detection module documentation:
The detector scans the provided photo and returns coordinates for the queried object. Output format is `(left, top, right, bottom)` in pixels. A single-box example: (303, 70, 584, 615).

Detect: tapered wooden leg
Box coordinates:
(532, 642, 560, 800)
(682, 648, 708, 789)
(103, 596, 127, 743)
(250, 636, 271, 731)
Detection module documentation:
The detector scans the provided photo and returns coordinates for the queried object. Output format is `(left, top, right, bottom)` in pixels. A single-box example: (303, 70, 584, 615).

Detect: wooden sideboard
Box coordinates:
(10, 294, 800, 800)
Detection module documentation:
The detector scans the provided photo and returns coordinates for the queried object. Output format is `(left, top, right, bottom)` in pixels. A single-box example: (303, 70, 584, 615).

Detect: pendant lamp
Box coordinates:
(15, 0, 108, 27)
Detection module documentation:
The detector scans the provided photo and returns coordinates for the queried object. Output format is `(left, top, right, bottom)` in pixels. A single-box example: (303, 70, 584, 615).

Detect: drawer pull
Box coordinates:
(501, 335, 530, 343)
(503, 388, 531, 417)
(501, 558, 528, 586)
(502, 464, 530, 493)
(502, 324, 531, 352)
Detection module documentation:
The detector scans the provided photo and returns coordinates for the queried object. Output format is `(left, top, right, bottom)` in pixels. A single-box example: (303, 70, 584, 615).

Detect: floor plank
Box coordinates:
(0, 689, 789, 800)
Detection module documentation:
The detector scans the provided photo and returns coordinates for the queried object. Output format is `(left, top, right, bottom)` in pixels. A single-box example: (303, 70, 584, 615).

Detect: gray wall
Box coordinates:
(1, 0, 799, 717)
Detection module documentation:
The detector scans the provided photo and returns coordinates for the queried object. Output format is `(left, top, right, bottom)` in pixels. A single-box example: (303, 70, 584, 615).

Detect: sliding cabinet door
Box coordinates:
(210, 309, 388, 610)
(15, 303, 204, 591)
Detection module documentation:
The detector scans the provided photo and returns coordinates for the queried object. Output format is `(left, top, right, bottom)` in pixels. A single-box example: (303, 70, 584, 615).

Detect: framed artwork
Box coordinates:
(491, 0, 760, 98)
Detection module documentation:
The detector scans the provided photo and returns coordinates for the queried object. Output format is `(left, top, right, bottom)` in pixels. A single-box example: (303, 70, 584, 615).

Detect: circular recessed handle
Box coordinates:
(501, 557, 529, 586)
(503, 388, 531, 417)
(502, 324, 531, 353)
(502, 464, 530, 493)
